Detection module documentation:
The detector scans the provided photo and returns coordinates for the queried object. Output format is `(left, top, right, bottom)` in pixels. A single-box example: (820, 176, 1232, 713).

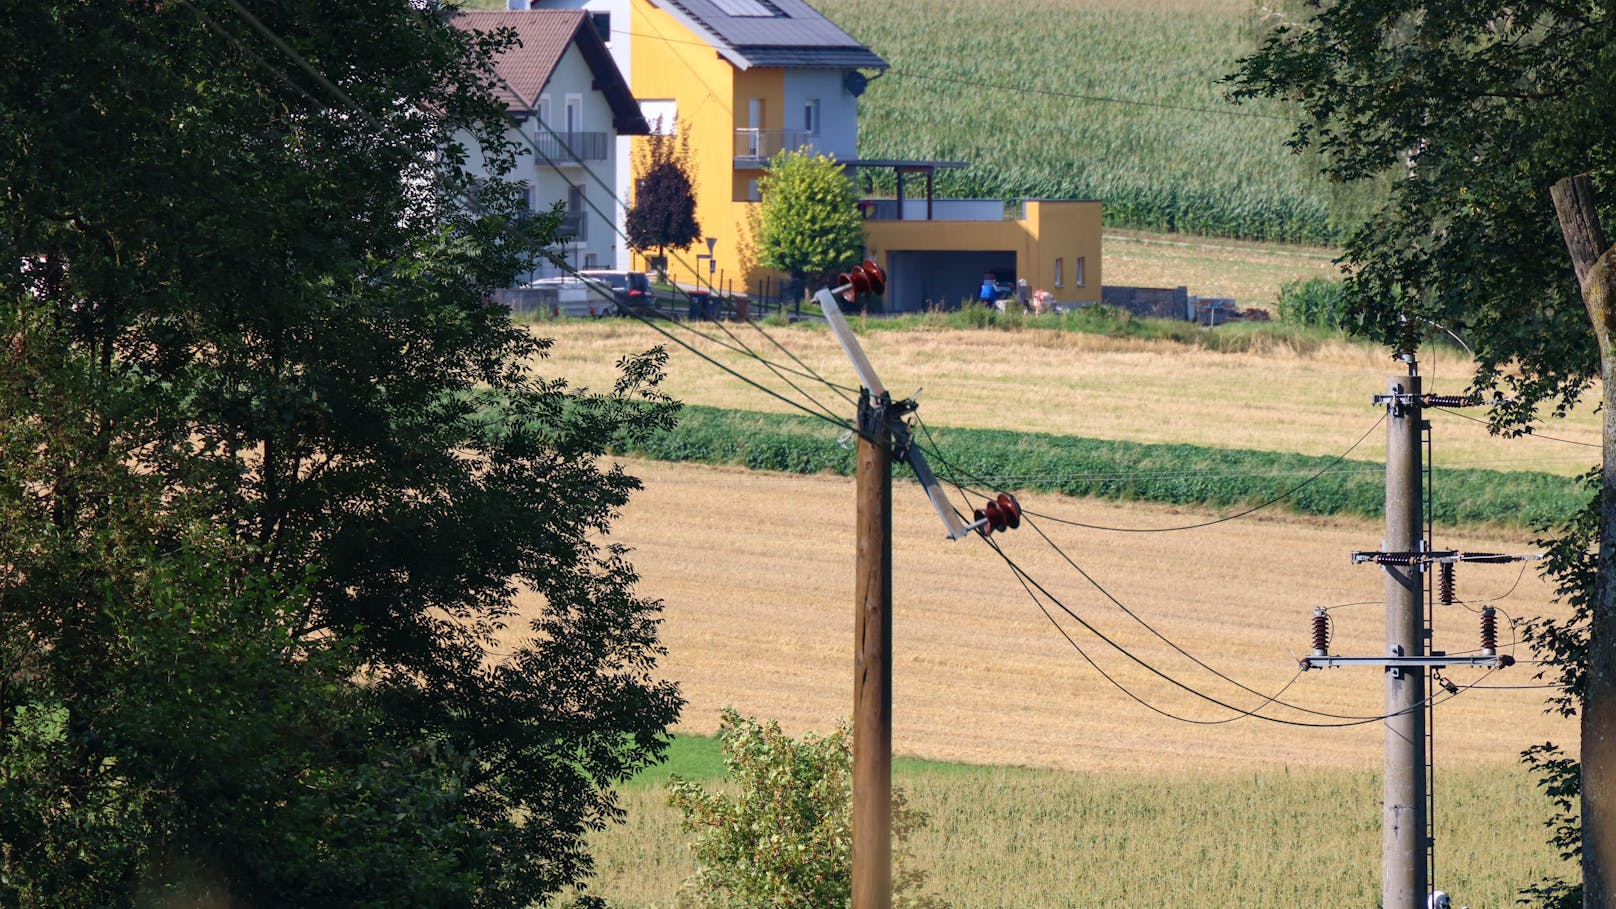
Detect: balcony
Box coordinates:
(534, 130, 609, 163)
(857, 198, 1011, 222)
(734, 128, 809, 166)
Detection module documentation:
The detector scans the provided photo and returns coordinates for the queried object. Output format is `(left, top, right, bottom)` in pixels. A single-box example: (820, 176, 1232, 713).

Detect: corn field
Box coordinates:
(820, 0, 1375, 244)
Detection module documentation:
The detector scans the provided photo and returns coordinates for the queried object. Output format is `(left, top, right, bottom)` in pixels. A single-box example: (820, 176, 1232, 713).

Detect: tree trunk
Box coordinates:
(1552, 174, 1616, 909)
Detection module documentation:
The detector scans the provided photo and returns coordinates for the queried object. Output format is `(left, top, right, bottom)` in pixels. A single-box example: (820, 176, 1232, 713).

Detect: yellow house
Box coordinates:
(519, 0, 1101, 311)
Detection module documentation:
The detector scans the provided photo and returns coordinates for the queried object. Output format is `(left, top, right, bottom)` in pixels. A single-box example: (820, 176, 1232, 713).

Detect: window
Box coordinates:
(564, 94, 583, 135)
(521, 185, 536, 214)
(1073, 256, 1086, 287)
(565, 185, 587, 241)
(537, 94, 551, 127)
(1054, 257, 1063, 288)
(803, 98, 820, 135)
(747, 179, 760, 201)
(584, 252, 599, 268)
(590, 11, 610, 43)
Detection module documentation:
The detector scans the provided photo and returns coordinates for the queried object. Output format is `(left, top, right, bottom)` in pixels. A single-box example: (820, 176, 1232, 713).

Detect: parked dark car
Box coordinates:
(577, 270, 654, 315)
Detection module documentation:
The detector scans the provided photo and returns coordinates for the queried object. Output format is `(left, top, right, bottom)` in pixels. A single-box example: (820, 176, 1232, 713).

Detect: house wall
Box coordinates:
(864, 200, 1103, 311)
(533, 0, 636, 268)
(457, 38, 624, 281)
(782, 67, 858, 160)
(626, 0, 749, 287)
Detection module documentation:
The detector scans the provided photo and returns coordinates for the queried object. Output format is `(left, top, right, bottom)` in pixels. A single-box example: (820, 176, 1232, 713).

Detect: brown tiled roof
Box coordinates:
(452, 10, 648, 133)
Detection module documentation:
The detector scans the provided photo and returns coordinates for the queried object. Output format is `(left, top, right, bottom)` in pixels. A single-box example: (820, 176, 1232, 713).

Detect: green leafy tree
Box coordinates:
(0, 2, 680, 906)
(1228, 3, 1616, 905)
(752, 150, 865, 302)
(626, 124, 702, 275)
(668, 709, 945, 909)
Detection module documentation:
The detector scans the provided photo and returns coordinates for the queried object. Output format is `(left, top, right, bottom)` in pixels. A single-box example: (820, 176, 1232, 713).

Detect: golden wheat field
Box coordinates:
(530, 319, 1600, 477)
(519, 458, 1574, 775)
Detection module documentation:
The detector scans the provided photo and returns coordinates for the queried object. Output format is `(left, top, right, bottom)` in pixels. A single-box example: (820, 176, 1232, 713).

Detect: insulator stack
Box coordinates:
(836, 259, 887, 302)
(1424, 394, 1475, 408)
(1480, 606, 1498, 656)
(1311, 608, 1330, 657)
(972, 492, 1022, 537)
(1438, 561, 1455, 605)
(1396, 316, 1420, 359)
(1375, 553, 1418, 566)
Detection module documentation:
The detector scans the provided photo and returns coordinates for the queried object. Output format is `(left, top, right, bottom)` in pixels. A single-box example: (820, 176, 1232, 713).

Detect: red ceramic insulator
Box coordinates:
(1438, 561, 1455, 606)
(862, 259, 886, 295)
(973, 506, 993, 537)
(1480, 606, 1498, 654)
(996, 493, 1021, 529)
(1311, 609, 1329, 655)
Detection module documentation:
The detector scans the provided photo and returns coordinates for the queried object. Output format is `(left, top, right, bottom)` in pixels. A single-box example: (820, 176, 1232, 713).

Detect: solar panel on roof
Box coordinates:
(709, 0, 785, 17)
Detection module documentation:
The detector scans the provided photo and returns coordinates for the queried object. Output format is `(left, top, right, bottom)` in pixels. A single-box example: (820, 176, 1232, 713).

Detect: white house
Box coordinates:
(453, 9, 649, 280)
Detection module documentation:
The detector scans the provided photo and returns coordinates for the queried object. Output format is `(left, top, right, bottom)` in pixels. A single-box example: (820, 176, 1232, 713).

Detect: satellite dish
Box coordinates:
(844, 70, 869, 97)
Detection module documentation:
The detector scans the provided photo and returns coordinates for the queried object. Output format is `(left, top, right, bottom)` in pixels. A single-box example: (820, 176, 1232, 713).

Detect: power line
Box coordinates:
(913, 411, 1388, 533)
(1433, 406, 1601, 449)
(985, 535, 1475, 727)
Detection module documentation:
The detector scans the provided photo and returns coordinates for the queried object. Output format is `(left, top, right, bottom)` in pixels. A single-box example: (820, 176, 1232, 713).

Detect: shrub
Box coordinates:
(668, 709, 946, 909)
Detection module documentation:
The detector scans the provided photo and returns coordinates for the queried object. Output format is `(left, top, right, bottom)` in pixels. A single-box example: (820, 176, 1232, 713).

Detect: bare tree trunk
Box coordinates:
(1552, 173, 1616, 909)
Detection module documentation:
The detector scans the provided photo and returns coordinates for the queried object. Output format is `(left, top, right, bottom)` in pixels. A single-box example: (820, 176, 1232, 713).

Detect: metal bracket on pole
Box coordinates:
(820, 289, 972, 541)
(1300, 654, 1515, 671)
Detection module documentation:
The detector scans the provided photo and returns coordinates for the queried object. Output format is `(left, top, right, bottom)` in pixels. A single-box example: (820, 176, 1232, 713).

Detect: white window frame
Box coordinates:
(804, 98, 820, 135)
(1074, 256, 1086, 287)
(537, 94, 551, 128)
(1054, 257, 1064, 288)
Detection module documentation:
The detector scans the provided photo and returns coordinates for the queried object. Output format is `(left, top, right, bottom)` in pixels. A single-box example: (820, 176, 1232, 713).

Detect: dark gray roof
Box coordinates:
(656, 0, 887, 70)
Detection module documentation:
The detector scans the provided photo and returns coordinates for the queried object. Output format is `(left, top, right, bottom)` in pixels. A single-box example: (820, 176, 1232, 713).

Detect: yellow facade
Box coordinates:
(625, 0, 772, 292)
(864, 200, 1103, 309)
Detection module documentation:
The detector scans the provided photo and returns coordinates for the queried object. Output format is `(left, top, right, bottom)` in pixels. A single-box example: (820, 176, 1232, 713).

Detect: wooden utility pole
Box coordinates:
(1552, 173, 1616, 909)
(1383, 369, 1427, 909)
(852, 389, 893, 909)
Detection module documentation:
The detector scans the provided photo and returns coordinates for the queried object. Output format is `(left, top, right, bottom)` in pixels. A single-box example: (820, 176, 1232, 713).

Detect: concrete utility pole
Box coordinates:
(1382, 367, 1428, 909)
(852, 389, 893, 909)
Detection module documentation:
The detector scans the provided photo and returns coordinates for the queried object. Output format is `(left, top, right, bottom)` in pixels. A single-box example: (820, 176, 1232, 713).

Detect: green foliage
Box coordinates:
(1229, 0, 1616, 900)
(0, 3, 680, 905)
(666, 710, 944, 909)
(753, 150, 866, 295)
(627, 125, 702, 264)
(1275, 277, 1351, 329)
(814, 0, 1379, 244)
(622, 406, 1580, 529)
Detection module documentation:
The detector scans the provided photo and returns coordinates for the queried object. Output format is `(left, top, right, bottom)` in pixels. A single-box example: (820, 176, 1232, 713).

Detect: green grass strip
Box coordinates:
(621, 405, 1580, 530)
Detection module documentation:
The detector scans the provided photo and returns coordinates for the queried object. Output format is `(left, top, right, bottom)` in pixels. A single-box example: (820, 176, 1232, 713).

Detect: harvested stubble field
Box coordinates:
(516, 317, 1587, 907)
(530, 319, 1600, 477)
(533, 459, 1573, 908)
(556, 459, 1572, 774)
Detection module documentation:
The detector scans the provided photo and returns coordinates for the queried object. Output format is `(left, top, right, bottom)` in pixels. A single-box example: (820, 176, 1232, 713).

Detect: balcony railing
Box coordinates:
(734, 128, 809, 165)
(535, 130, 610, 163)
(857, 198, 1013, 222)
